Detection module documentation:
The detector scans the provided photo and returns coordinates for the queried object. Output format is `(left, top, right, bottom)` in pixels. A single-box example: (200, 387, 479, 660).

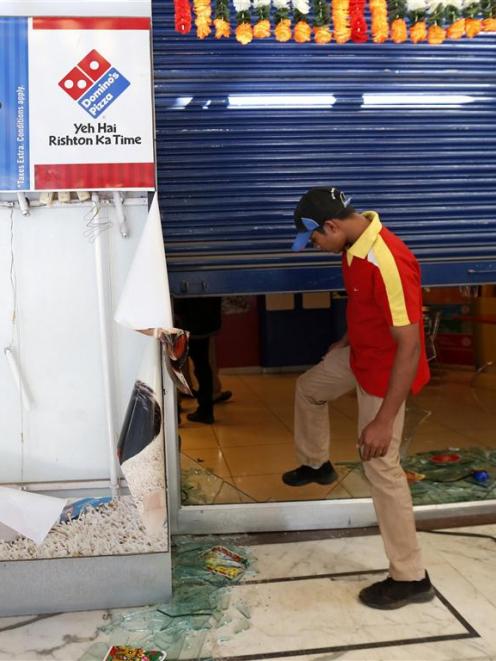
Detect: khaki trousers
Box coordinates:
(294, 346, 424, 581)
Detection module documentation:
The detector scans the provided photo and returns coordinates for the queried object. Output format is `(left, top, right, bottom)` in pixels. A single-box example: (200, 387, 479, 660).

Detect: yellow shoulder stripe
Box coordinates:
(373, 236, 410, 326)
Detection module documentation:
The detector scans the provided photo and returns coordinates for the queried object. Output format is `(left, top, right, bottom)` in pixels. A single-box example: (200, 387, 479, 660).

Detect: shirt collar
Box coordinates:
(346, 211, 382, 266)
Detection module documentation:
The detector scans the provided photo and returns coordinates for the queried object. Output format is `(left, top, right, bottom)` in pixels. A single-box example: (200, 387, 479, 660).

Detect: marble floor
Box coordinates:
(1, 524, 496, 660)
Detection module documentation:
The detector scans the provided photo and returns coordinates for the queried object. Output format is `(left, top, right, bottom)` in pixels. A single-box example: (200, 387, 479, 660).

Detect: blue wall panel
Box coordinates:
(152, 3, 496, 295)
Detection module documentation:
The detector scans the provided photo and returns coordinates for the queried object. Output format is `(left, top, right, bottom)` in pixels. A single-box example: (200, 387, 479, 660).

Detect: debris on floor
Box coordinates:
(103, 645, 167, 660)
(0, 496, 167, 561)
(81, 537, 254, 661)
(404, 447, 496, 505)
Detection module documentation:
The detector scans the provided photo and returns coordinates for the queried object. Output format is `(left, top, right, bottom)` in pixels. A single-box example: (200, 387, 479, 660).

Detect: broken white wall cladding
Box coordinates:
(0, 198, 150, 483)
(1, 1, 151, 17)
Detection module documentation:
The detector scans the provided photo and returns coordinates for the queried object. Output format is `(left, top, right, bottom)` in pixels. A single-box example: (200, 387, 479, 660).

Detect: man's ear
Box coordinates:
(323, 219, 339, 233)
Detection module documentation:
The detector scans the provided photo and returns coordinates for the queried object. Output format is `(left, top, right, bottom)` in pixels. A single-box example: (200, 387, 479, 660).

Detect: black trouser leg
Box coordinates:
(189, 337, 213, 416)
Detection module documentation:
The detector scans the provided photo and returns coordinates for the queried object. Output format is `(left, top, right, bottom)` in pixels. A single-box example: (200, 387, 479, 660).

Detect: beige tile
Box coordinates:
(223, 444, 299, 477)
(231, 474, 341, 502)
(339, 467, 372, 498)
(215, 422, 294, 448)
(182, 447, 232, 478)
(180, 426, 219, 450)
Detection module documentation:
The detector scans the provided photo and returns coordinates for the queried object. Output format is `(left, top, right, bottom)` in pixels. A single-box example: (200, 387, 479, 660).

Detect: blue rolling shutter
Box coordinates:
(152, 3, 496, 296)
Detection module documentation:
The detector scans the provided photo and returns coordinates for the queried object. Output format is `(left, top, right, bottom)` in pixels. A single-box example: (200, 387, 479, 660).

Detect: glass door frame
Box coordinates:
(163, 383, 496, 535)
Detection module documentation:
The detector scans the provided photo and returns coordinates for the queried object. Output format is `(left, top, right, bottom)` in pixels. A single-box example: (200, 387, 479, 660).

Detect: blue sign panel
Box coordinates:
(0, 17, 30, 190)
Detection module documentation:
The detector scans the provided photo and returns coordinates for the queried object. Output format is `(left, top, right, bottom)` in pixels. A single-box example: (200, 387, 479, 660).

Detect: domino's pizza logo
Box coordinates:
(58, 49, 130, 118)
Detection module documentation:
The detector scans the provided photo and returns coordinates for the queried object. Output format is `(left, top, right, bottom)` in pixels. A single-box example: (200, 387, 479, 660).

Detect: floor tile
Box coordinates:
(181, 447, 232, 479)
(223, 444, 298, 477)
(179, 426, 219, 451)
(206, 573, 468, 660)
(231, 467, 351, 503)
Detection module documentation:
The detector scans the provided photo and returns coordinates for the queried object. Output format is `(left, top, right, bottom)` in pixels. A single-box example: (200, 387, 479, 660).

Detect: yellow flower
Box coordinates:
(275, 18, 292, 42)
(196, 15, 211, 38)
(333, 0, 351, 43)
(214, 18, 231, 38)
(465, 18, 482, 38)
(294, 20, 312, 42)
(447, 18, 465, 39)
(314, 25, 332, 43)
(194, 0, 212, 38)
(236, 22, 253, 44)
(391, 18, 407, 43)
(410, 20, 427, 43)
(428, 23, 446, 44)
(482, 18, 496, 31)
(253, 19, 271, 38)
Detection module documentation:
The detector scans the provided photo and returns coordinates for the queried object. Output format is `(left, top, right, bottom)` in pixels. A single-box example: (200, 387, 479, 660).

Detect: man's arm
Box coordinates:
(358, 323, 420, 461)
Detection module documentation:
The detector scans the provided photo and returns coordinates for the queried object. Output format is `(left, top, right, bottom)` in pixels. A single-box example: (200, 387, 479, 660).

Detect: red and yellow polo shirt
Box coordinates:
(342, 211, 430, 398)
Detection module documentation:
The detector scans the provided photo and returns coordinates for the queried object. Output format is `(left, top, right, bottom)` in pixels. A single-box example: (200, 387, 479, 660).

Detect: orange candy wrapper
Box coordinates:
(203, 545, 248, 580)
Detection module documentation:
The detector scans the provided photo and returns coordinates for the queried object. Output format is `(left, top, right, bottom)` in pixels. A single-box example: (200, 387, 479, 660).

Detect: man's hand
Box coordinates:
(358, 418, 394, 461)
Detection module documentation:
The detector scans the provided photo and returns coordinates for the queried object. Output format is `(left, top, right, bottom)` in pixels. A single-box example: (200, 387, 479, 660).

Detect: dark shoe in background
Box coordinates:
(187, 409, 215, 424)
(213, 390, 232, 404)
(282, 461, 338, 487)
(359, 572, 435, 609)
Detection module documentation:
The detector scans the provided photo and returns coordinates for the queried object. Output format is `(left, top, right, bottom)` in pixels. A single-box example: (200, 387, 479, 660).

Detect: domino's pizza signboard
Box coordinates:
(0, 17, 155, 191)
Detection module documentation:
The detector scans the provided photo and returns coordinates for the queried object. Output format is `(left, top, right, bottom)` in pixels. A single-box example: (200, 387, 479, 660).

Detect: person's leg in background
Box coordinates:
(187, 336, 214, 424)
(209, 335, 232, 404)
(283, 347, 356, 486)
(357, 386, 434, 607)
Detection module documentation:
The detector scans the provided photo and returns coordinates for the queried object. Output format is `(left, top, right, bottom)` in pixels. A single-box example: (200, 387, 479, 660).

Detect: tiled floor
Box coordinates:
(2, 524, 496, 660)
(180, 366, 496, 503)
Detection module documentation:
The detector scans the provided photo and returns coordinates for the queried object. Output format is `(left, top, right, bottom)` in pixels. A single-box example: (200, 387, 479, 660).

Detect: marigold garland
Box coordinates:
(370, 0, 389, 42)
(233, 0, 253, 43)
(447, 17, 465, 38)
(174, 0, 193, 33)
(214, 0, 231, 36)
(389, 0, 408, 41)
(350, 0, 368, 40)
(193, 0, 212, 38)
(410, 19, 427, 41)
(274, 0, 293, 41)
(313, 0, 332, 41)
(293, 0, 312, 41)
(332, 0, 351, 42)
(253, 0, 271, 37)
(427, 22, 446, 42)
(178, 0, 496, 44)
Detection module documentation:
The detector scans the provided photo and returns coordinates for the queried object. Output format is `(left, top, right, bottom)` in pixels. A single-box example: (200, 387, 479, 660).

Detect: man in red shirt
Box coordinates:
(285, 186, 434, 609)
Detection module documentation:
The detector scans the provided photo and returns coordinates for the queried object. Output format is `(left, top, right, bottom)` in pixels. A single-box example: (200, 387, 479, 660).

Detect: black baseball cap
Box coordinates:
(292, 187, 353, 251)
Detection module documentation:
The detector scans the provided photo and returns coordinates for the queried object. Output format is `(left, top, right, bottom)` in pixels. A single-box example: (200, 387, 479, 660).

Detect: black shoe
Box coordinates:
(282, 461, 337, 487)
(359, 572, 435, 610)
(213, 390, 232, 404)
(187, 409, 214, 424)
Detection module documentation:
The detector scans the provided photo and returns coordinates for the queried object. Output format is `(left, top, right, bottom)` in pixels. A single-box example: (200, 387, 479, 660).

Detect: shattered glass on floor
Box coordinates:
(80, 537, 253, 661)
(404, 447, 496, 505)
(181, 455, 255, 505)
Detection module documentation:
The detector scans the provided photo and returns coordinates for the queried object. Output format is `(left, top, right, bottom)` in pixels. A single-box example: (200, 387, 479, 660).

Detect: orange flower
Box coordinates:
(333, 0, 351, 43)
(253, 19, 271, 38)
(236, 22, 253, 44)
(482, 18, 496, 31)
(196, 15, 211, 38)
(193, 0, 212, 37)
(410, 20, 427, 43)
(465, 18, 482, 37)
(275, 18, 292, 42)
(447, 18, 465, 39)
(214, 17, 231, 38)
(369, 0, 388, 42)
(314, 24, 332, 43)
(294, 20, 312, 42)
(428, 23, 446, 44)
(391, 18, 407, 43)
